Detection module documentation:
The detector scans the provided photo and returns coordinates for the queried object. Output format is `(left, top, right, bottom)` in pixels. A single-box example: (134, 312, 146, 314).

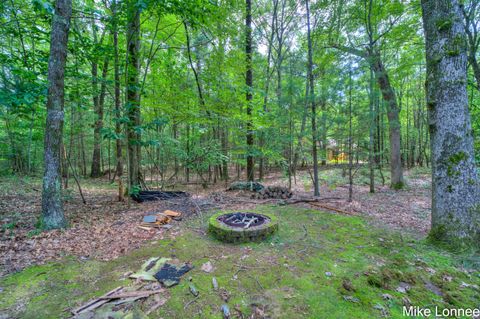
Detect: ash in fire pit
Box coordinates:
(209, 211, 278, 243)
(218, 212, 267, 229)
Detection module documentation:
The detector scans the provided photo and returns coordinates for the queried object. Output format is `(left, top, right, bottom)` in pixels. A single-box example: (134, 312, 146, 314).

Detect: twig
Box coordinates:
(247, 274, 264, 290)
(98, 290, 162, 300)
(283, 197, 342, 205)
(65, 153, 86, 204)
(183, 296, 199, 310)
(145, 297, 168, 315)
(301, 225, 308, 240)
(309, 202, 358, 215)
(233, 263, 268, 270)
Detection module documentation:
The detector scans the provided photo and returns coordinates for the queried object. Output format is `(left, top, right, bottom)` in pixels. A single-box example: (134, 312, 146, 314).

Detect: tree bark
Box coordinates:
(306, 0, 319, 196)
(112, 0, 123, 179)
(90, 57, 101, 177)
(369, 69, 375, 193)
(422, 0, 480, 246)
(41, 0, 72, 229)
(91, 57, 109, 177)
(331, 44, 404, 189)
(460, 1, 480, 90)
(368, 51, 404, 189)
(126, 0, 141, 188)
(245, 0, 254, 182)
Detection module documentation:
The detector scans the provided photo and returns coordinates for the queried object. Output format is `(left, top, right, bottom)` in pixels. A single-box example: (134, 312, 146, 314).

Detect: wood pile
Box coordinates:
(138, 210, 182, 230)
(251, 186, 293, 199)
(227, 181, 265, 192)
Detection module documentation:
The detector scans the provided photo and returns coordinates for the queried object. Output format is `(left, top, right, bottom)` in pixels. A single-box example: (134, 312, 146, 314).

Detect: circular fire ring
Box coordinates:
(208, 212, 278, 243)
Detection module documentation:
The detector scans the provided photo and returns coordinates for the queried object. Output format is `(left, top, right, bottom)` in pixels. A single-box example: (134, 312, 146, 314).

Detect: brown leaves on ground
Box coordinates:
(0, 167, 432, 277)
(0, 180, 203, 276)
(260, 168, 431, 235)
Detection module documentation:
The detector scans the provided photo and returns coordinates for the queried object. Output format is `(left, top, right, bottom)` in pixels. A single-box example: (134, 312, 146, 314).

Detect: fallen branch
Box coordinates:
(98, 289, 163, 300)
(282, 197, 342, 205)
(309, 202, 358, 216)
(145, 297, 168, 315)
(183, 296, 199, 310)
(65, 152, 86, 205)
(71, 286, 124, 315)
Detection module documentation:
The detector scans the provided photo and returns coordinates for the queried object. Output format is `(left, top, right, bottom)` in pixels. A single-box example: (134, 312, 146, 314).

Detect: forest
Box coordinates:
(0, 0, 479, 318)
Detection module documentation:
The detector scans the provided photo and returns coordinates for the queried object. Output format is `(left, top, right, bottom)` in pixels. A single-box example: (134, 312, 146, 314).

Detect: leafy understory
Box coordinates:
(1, 206, 478, 318)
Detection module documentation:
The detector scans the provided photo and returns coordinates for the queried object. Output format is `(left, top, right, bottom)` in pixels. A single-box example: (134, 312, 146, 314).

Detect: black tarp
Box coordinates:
(131, 190, 190, 203)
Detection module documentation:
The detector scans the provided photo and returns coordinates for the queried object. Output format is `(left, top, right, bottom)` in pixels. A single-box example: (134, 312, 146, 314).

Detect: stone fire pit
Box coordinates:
(208, 211, 278, 243)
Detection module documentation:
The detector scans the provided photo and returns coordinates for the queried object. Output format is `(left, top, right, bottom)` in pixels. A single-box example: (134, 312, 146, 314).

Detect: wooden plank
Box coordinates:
(71, 286, 124, 315)
(97, 289, 162, 300)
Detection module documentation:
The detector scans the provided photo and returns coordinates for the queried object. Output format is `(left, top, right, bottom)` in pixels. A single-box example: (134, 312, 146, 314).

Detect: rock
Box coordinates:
(373, 304, 385, 311)
(381, 293, 393, 300)
(424, 281, 443, 296)
(425, 267, 436, 274)
(219, 288, 230, 302)
(221, 304, 230, 319)
(373, 304, 389, 317)
(201, 261, 214, 273)
(396, 282, 410, 294)
(342, 279, 355, 292)
(343, 296, 360, 303)
(212, 277, 219, 291)
(402, 297, 412, 308)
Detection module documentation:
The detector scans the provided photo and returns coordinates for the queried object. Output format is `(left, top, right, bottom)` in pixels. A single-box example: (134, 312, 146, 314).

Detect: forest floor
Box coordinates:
(0, 167, 479, 318)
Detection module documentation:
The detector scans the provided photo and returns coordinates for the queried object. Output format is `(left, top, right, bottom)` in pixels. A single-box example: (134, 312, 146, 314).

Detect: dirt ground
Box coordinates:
(0, 166, 432, 277)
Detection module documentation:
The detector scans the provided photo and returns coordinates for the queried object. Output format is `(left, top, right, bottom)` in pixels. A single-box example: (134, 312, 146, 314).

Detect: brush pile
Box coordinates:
(251, 186, 293, 199)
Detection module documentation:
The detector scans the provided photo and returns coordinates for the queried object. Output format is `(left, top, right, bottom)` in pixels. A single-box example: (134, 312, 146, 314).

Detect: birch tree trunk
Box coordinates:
(422, 0, 480, 246)
(42, 0, 72, 229)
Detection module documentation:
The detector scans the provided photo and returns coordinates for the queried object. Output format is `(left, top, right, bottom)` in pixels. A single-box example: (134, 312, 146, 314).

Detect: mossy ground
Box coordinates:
(1, 205, 479, 318)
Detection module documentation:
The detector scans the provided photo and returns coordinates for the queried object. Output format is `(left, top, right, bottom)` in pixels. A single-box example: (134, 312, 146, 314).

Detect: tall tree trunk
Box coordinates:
(258, 0, 278, 180)
(369, 69, 375, 193)
(112, 0, 123, 179)
(184, 22, 206, 109)
(91, 58, 109, 177)
(369, 51, 404, 189)
(126, 0, 141, 188)
(348, 70, 353, 202)
(90, 58, 101, 177)
(41, 0, 72, 229)
(320, 99, 327, 165)
(245, 0, 254, 182)
(422, 0, 480, 246)
(306, 0, 319, 196)
(332, 43, 404, 189)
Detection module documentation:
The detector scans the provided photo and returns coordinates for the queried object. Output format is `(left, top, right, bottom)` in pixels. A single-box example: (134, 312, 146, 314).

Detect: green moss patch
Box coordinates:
(1, 205, 479, 318)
